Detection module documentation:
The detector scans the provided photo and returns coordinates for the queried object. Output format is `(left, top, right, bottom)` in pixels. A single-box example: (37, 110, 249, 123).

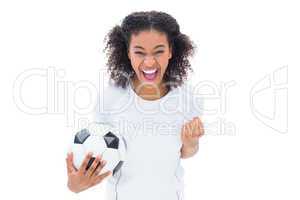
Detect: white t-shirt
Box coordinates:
(94, 81, 203, 200)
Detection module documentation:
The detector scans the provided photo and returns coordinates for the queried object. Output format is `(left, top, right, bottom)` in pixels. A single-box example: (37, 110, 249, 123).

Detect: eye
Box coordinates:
(134, 51, 145, 55)
(155, 50, 164, 55)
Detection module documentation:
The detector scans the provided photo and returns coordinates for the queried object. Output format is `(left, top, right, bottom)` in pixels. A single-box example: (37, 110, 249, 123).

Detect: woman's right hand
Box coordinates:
(66, 152, 112, 193)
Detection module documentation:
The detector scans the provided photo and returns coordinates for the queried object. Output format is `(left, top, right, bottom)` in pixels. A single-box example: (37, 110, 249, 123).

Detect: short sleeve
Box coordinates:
(93, 83, 129, 124)
(93, 93, 110, 123)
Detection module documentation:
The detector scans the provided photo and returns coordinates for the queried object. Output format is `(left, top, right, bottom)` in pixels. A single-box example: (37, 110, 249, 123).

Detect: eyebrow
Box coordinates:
(133, 44, 166, 50)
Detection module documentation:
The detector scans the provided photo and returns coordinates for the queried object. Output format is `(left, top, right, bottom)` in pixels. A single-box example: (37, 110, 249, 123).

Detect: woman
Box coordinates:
(66, 10, 204, 200)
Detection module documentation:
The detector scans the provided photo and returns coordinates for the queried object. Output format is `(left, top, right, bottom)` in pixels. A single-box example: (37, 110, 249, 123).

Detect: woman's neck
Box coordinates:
(131, 76, 169, 101)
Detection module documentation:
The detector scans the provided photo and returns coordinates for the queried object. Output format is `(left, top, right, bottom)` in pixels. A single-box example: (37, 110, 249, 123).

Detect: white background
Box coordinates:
(0, 0, 299, 199)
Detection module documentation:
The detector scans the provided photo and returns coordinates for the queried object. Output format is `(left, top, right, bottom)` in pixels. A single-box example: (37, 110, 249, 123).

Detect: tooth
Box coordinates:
(142, 69, 157, 74)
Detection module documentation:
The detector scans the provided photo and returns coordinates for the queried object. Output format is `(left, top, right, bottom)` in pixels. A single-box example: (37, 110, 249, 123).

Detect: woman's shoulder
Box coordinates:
(175, 82, 197, 98)
(94, 82, 130, 121)
(97, 82, 130, 111)
(102, 82, 129, 99)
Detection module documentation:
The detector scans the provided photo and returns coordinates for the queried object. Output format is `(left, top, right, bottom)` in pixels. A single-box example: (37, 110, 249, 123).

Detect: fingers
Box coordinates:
(92, 171, 112, 186)
(78, 152, 93, 174)
(182, 117, 204, 138)
(192, 117, 204, 137)
(188, 121, 194, 136)
(92, 160, 107, 177)
(182, 119, 194, 137)
(86, 155, 102, 177)
(181, 124, 188, 139)
(182, 123, 191, 139)
(66, 152, 76, 174)
(196, 117, 205, 137)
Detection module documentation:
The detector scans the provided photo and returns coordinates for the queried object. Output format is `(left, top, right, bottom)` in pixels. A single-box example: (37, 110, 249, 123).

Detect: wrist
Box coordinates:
(183, 141, 199, 150)
(67, 181, 82, 194)
(181, 142, 199, 158)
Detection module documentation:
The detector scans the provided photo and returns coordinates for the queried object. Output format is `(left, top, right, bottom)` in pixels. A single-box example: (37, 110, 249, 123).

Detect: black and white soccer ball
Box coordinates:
(70, 122, 126, 175)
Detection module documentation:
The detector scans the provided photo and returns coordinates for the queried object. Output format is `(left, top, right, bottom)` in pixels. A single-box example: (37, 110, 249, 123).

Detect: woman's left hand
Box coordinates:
(181, 117, 205, 148)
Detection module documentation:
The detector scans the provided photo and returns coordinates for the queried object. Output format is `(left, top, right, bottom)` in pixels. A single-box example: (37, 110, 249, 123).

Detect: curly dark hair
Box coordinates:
(104, 11, 195, 90)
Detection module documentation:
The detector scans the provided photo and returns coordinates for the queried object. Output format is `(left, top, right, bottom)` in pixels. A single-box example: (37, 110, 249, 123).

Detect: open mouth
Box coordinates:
(141, 68, 158, 82)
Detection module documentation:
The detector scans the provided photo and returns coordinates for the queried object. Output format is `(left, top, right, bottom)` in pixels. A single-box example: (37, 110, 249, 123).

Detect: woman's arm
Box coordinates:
(180, 117, 204, 159)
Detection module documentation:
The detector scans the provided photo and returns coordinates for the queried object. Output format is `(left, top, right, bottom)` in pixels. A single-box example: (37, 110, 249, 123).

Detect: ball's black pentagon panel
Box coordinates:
(74, 129, 90, 144)
(103, 132, 119, 149)
(113, 161, 124, 175)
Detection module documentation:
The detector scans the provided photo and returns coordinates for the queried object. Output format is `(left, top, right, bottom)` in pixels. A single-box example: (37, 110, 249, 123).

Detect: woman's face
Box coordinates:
(128, 29, 172, 87)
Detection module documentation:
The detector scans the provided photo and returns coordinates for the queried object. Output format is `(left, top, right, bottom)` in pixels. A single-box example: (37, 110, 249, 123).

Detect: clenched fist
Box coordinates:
(181, 117, 204, 158)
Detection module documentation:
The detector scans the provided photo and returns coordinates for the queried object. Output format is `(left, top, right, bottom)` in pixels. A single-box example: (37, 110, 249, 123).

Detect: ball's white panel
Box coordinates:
(101, 148, 121, 174)
(118, 136, 127, 161)
(71, 144, 86, 170)
(83, 135, 106, 155)
(87, 122, 113, 136)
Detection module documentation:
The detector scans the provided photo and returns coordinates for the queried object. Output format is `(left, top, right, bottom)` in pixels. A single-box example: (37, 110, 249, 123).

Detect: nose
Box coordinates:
(143, 55, 156, 67)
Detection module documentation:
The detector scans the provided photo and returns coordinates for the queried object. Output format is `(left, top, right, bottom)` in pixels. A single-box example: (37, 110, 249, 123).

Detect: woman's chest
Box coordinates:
(109, 111, 185, 175)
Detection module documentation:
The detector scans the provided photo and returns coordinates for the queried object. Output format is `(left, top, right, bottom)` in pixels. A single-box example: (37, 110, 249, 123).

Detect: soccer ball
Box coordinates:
(70, 122, 126, 175)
